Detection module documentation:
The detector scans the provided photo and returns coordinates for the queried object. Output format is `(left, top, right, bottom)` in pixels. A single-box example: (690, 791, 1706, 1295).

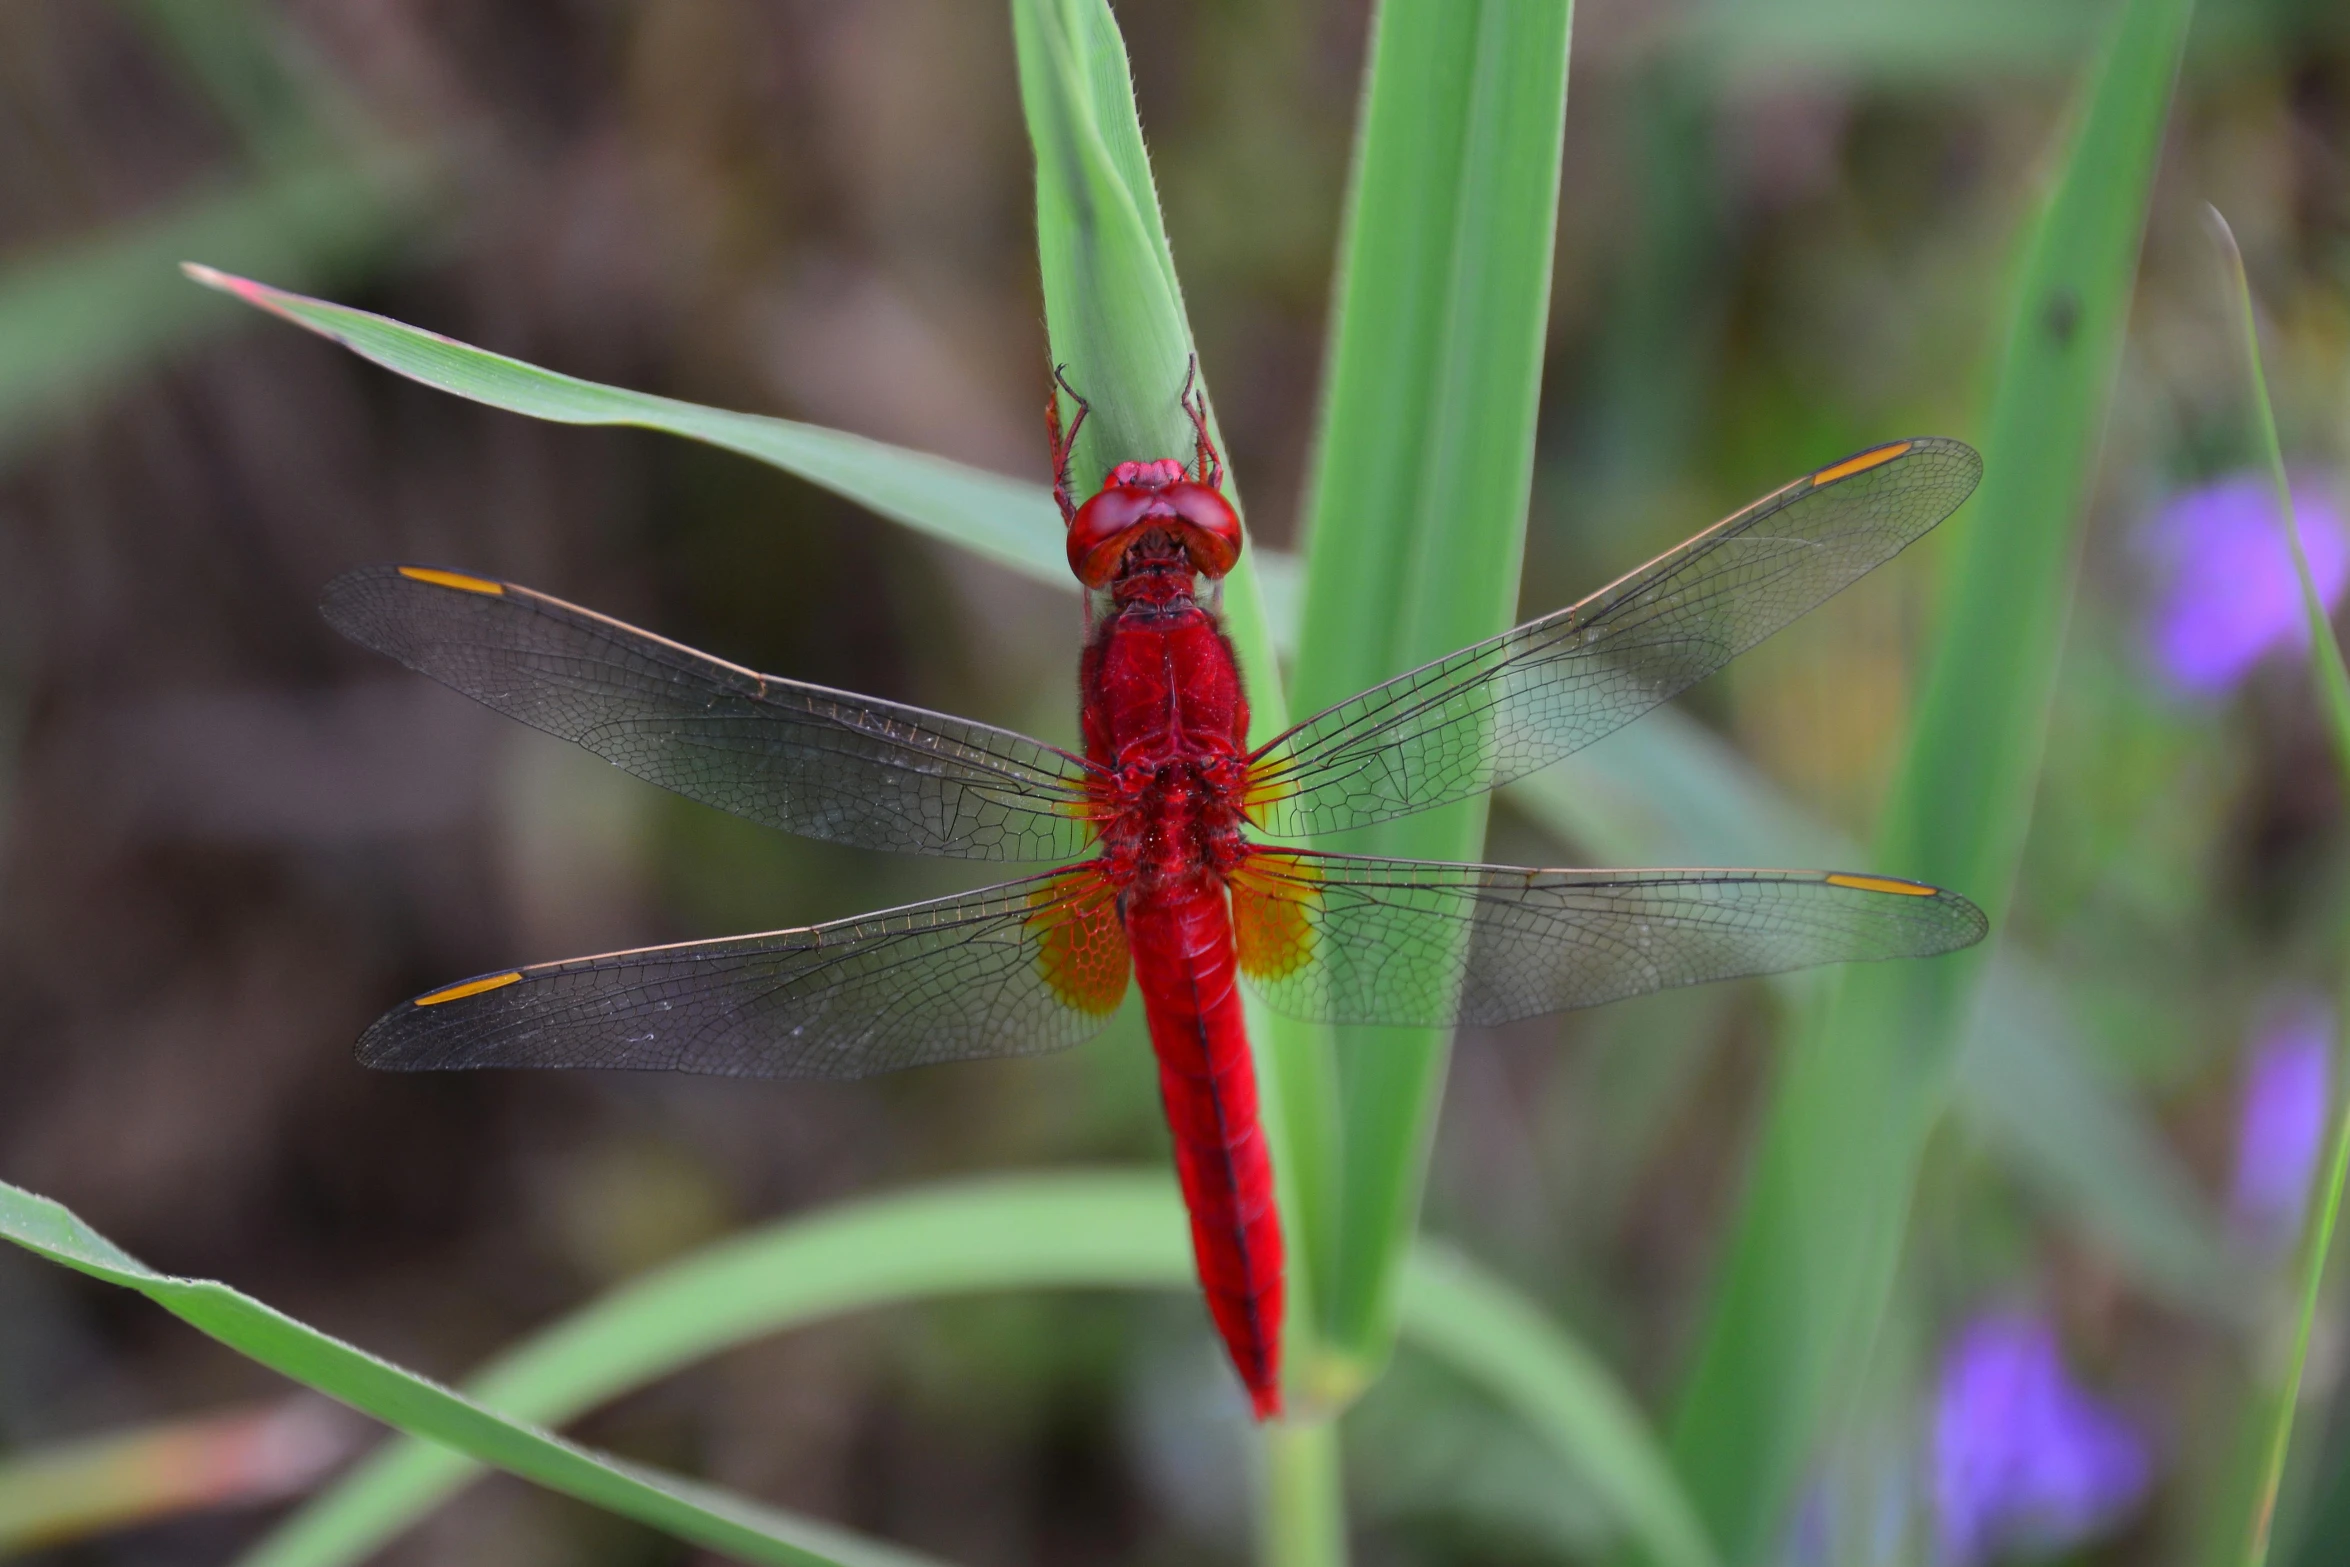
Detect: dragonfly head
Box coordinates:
(1068, 462, 1242, 590)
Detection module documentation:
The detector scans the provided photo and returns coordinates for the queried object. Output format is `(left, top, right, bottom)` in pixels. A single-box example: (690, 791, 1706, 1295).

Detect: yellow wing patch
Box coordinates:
(1231, 856, 1319, 982)
(1239, 763, 1303, 829)
(414, 971, 524, 1006)
(1028, 873, 1130, 1017)
(1824, 872, 1938, 897)
(1810, 442, 1912, 488)
(398, 566, 506, 595)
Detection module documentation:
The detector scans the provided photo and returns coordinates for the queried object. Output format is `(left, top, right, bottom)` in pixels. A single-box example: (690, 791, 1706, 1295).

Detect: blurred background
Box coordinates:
(3, 0, 2350, 1563)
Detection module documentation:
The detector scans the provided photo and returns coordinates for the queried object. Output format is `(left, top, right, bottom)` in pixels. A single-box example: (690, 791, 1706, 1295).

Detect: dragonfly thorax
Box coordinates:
(1097, 761, 1250, 892)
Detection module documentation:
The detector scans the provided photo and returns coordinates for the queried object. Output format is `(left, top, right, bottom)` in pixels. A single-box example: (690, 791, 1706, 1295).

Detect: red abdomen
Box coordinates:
(1077, 592, 1280, 1416)
(1124, 883, 1283, 1418)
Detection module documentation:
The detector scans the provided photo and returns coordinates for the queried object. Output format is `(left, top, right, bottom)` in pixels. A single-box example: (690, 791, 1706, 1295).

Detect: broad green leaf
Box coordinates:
(222, 1174, 1709, 1567)
(2207, 208, 2350, 1567)
(0, 155, 415, 465)
(1288, 0, 1573, 1385)
(0, 1178, 942, 1567)
(1665, 0, 2196, 1554)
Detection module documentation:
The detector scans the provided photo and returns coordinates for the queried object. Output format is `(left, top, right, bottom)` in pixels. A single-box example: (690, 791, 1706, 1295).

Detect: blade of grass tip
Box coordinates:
(1006, 0, 1289, 724)
(235, 1172, 1704, 1567)
(180, 264, 1070, 591)
(0, 1178, 951, 1567)
(1663, 0, 2194, 1555)
(2208, 210, 2350, 768)
(1008, 0, 1339, 1445)
(2208, 204, 2350, 1567)
(1286, 0, 1572, 1394)
(175, 263, 1308, 657)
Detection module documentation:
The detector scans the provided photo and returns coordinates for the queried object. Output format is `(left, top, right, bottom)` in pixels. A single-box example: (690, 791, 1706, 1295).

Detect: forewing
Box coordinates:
(1230, 851, 1986, 1028)
(323, 566, 1100, 860)
(1244, 439, 1981, 837)
(357, 868, 1131, 1076)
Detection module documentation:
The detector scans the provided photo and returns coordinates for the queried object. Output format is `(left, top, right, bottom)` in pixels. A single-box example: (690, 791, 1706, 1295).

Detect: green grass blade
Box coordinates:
(182, 265, 1072, 591)
(2208, 211, 2350, 773)
(0, 156, 416, 466)
(1286, 0, 1573, 1386)
(1663, 0, 2195, 1554)
(1006, 0, 1330, 1437)
(1005, 0, 1288, 731)
(179, 265, 1313, 659)
(237, 1174, 1188, 1567)
(2207, 207, 2350, 1567)
(1260, 1422, 1347, 1567)
(223, 1172, 1701, 1567)
(0, 1179, 948, 1567)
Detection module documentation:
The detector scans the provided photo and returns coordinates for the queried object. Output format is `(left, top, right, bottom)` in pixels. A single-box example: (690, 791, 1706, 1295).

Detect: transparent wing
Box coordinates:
(1229, 850, 1986, 1028)
(1244, 439, 1981, 837)
(356, 868, 1130, 1076)
(323, 565, 1101, 860)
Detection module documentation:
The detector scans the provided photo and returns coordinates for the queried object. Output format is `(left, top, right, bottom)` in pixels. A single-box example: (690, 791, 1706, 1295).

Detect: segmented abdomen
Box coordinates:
(1123, 883, 1283, 1418)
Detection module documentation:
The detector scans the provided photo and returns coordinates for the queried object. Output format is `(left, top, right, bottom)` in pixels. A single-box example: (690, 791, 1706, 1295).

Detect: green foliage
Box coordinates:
(1520, 720, 2237, 1324)
(194, 1174, 1705, 1567)
(1666, 0, 2197, 1553)
(1285, 0, 1574, 1391)
(15, 0, 2310, 1561)
(1009, 0, 1288, 729)
(0, 1177, 938, 1567)
(2208, 207, 2350, 1567)
(179, 266, 1076, 592)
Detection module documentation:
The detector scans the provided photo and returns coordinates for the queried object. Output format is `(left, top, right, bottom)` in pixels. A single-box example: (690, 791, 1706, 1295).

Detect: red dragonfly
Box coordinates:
(328, 372, 1985, 1420)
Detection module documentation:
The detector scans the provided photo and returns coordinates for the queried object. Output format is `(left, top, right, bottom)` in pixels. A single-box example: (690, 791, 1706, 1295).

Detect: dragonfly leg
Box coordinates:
(1048, 363, 1091, 523)
(1180, 354, 1223, 491)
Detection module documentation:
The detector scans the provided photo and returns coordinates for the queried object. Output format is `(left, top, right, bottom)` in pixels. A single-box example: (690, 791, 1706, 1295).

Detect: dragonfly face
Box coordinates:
(327, 374, 1988, 1421)
(1066, 471, 1243, 588)
(1052, 360, 1241, 590)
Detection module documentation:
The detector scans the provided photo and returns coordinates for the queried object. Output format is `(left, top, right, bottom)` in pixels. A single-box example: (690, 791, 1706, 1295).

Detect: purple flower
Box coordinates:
(2230, 996, 2336, 1250)
(1931, 1313, 2151, 1566)
(2140, 471, 2349, 696)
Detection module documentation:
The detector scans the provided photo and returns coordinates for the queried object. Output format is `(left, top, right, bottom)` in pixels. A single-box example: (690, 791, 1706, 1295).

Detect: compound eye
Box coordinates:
(1168, 483, 1242, 578)
(1066, 488, 1153, 588)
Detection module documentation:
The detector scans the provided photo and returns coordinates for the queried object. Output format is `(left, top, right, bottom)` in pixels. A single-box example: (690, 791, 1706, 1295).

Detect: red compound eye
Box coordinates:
(1165, 482, 1242, 578)
(1065, 479, 1243, 589)
(1066, 487, 1154, 588)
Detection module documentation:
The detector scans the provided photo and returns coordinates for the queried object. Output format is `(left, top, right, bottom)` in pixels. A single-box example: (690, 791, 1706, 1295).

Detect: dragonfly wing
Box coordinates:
(323, 566, 1100, 860)
(357, 868, 1131, 1076)
(1230, 850, 1986, 1028)
(1244, 438, 1980, 837)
